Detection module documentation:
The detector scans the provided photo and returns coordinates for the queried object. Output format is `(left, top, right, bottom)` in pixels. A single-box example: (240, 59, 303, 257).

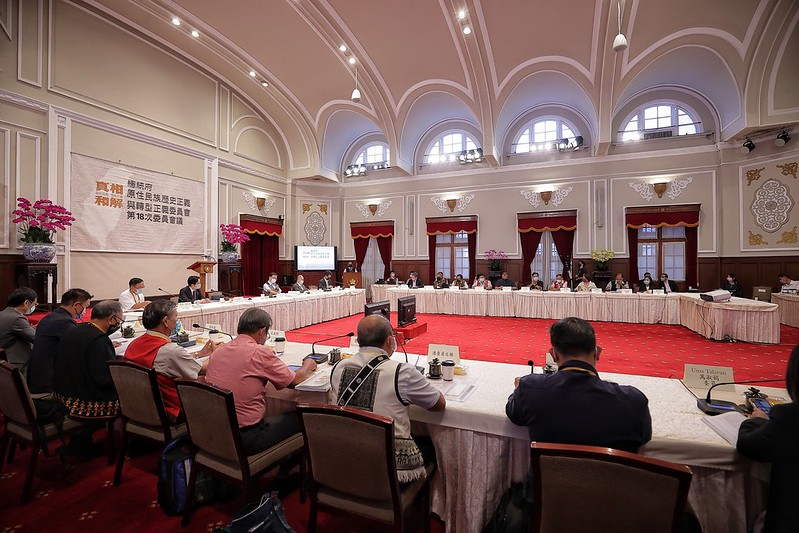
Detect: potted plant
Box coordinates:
(220, 223, 249, 263)
(12, 197, 74, 262)
(484, 249, 508, 274)
(590, 249, 615, 271)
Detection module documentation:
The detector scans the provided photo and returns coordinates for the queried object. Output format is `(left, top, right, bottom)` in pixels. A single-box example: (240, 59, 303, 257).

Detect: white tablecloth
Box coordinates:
(772, 293, 799, 328)
(269, 343, 776, 533)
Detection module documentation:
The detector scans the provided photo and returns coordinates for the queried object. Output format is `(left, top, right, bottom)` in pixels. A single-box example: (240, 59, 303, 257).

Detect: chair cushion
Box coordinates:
(195, 432, 303, 481)
(6, 418, 84, 442)
(127, 421, 186, 442)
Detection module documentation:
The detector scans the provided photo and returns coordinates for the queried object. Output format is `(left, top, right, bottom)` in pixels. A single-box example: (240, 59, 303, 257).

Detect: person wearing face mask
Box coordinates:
(331, 315, 445, 482)
(53, 300, 123, 419)
(450, 273, 468, 288)
(433, 271, 449, 289)
(605, 273, 630, 292)
(407, 271, 424, 288)
(638, 272, 654, 293)
(205, 308, 316, 455)
(529, 272, 544, 291)
(472, 274, 492, 289)
(124, 300, 219, 422)
(0, 287, 38, 374)
(495, 271, 516, 288)
(723, 273, 741, 297)
(262, 272, 281, 295)
(575, 274, 598, 292)
(386, 270, 400, 285)
(291, 274, 310, 293)
(344, 261, 358, 273)
(178, 275, 210, 303)
(119, 277, 150, 311)
(658, 273, 678, 293)
(27, 288, 93, 395)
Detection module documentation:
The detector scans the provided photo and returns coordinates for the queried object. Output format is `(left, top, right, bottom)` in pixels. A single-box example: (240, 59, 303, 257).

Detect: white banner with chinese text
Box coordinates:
(70, 154, 205, 254)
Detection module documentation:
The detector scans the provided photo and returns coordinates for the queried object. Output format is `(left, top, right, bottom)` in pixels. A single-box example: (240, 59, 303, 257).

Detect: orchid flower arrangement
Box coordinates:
(484, 249, 508, 270)
(220, 223, 250, 252)
(12, 197, 75, 243)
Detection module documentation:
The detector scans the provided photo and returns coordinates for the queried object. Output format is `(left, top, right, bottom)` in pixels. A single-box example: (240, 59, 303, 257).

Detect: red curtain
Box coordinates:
(376, 236, 393, 279)
(428, 234, 437, 283)
(426, 218, 477, 283)
(467, 231, 476, 281)
(426, 219, 477, 235)
(625, 210, 699, 229)
(625, 208, 699, 287)
(241, 234, 279, 296)
(686, 226, 698, 288)
(241, 218, 282, 236)
(628, 227, 639, 283)
(519, 231, 544, 285)
(350, 224, 394, 239)
(551, 230, 576, 280)
(517, 215, 577, 233)
(353, 238, 369, 273)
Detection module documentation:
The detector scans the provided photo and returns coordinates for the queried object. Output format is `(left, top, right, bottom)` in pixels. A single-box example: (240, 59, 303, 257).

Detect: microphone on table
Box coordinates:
(307, 332, 354, 363)
(158, 287, 177, 299)
(527, 360, 535, 374)
(696, 378, 784, 416)
(192, 323, 233, 340)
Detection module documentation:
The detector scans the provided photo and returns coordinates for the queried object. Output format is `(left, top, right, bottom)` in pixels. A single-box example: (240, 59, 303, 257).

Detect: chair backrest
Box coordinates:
(108, 360, 170, 431)
(298, 404, 399, 503)
(0, 348, 7, 361)
(530, 442, 693, 533)
(0, 361, 37, 427)
(175, 379, 245, 466)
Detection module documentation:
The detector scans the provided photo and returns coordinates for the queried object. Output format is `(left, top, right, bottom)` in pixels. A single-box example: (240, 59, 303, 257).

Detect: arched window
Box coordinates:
(512, 118, 579, 153)
(424, 131, 479, 165)
(620, 103, 701, 142)
(353, 142, 390, 167)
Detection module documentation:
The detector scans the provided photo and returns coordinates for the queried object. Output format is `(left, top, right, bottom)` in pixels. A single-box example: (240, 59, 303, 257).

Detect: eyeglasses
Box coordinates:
(110, 315, 124, 325)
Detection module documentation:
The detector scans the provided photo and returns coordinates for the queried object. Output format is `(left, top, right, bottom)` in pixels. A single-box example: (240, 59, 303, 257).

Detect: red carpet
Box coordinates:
(287, 313, 799, 382)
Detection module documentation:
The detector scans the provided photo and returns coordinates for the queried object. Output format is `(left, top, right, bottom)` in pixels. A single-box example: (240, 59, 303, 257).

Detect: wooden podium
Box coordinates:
(342, 272, 362, 288)
(188, 261, 216, 297)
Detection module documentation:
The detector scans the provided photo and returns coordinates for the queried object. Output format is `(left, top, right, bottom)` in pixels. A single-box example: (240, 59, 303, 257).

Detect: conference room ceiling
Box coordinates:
(86, 0, 799, 180)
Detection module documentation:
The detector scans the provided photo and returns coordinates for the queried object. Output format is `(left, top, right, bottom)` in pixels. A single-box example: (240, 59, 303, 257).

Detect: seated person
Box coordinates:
(575, 274, 597, 292)
(737, 344, 799, 532)
(450, 274, 468, 288)
(549, 274, 567, 291)
(27, 288, 93, 395)
(119, 277, 150, 311)
(779, 273, 799, 293)
(574, 260, 587, 281)
(385, 271, 400, 285)
(472, 274, 492, 290)
(291, 275, 309, 293)
(0, 287, 37, 374)
(262, 272, 281, 295)
(344, 261, 357, 273)
(432, 271, 449, 289)
(605, 273, 630, 292)
(124, 300, 219, 421)
(723, 273, 742, 297)
(407, 271, 424, 288)
(529, 272, 545, 291)
(53, 300, 122, 418)
(318, 271, 334, 290)
(495, 272, 516, 288)
(331, 315, 445, 481)
(178, 275, 210, 303)
(658, 273, 678, 293)
(638, 272, 654, 292)
(205, 308, 316, 455)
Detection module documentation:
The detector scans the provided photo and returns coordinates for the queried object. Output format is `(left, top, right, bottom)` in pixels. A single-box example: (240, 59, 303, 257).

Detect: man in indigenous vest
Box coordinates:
(124, 300, 219, 421)
(330, 315, 445, 482)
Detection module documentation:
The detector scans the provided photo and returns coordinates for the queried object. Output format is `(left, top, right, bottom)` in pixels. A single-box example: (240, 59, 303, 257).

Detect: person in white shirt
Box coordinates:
(119, 277, 150, 311)
(605, 273, 630, 292)
(472, 274, 492, 289)
(575, 274, 597, 292)
(262, 272, 281, 295)
(549, 274, 566, 291)
(779, 274, 799, 293)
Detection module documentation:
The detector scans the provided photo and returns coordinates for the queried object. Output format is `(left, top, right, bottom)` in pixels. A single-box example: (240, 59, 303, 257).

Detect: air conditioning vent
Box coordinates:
(643, 130, 673, 140)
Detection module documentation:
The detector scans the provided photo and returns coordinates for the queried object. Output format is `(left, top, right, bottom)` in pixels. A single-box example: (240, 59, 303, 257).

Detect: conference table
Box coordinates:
(122, 288, 366, 333)
(266, 342, 778, 533)
(371, 286, 780, 344)
(772, 293, 799, 328)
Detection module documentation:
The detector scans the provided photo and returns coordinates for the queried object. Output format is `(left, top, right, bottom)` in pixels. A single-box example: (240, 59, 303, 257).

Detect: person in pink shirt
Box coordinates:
(205, 308, 316, 455)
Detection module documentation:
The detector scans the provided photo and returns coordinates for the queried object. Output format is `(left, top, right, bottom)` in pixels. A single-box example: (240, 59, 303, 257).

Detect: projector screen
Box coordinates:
(295, 245, 337, 271)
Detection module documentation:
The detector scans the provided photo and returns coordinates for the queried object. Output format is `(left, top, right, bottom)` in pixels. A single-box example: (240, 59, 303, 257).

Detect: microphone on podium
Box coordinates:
(307, 332, 354, 363)
(697, 378, 784, 415)
(192, 323, 233, 340)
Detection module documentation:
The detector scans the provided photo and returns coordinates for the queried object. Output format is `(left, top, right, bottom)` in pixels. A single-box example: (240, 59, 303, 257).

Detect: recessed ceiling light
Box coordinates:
(261, 81, 269, 87)
(190, 29, 200, 38)
(171, 17, 181, 26)
(462, 26, 472, 35)
(457, 10, 466, 20)
(339, 44, 347, 52)
(348, 57, 356, 65)
(249, 70, 257, 77)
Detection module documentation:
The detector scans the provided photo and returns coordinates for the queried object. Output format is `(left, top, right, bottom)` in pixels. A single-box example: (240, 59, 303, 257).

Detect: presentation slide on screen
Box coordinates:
(296, 246, 336, 270)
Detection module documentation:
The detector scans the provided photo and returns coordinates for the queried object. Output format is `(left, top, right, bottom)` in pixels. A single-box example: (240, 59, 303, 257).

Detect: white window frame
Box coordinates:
(423, 131, 479, 165)
(511, 117, 580, 154)
(353, 142, 390, 167)
(619, 103, 702, 142)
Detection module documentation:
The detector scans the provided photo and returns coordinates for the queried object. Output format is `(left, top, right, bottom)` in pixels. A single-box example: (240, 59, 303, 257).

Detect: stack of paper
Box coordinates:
(701, 411, 747, 446)
(295, 368, 332, 392)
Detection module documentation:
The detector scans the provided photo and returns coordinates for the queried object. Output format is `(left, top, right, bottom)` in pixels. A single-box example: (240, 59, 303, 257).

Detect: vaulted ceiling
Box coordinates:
(89, 0, 799, 180)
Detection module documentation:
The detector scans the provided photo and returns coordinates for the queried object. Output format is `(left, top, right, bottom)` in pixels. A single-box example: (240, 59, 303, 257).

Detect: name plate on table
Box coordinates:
(206, 323, 224, 341)
(590, 288, 602, 294)
(501, 286, 513, 291)
(620, 288, 633, 294)
(233, 296, 245, 302)
(559, 288, 571, 293)
(177, 302, 192, 310)
(520, 286, 530, 291)
(268, 330, 286, 342)
(683, 364, 735, 392)
(428, 344, 460, 364)
(349, 335, 360, 350)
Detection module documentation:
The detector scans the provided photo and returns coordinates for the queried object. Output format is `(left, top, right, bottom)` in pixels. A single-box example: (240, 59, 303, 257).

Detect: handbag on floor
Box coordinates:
(483, 482, 530, 533)
(157, 437, 215, 516)
(214, 491, 295, 533)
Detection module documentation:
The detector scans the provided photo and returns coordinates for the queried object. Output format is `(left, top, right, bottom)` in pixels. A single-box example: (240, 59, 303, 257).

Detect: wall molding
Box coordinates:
(0, 127, 9, 249)
(17, 0, 43, 88)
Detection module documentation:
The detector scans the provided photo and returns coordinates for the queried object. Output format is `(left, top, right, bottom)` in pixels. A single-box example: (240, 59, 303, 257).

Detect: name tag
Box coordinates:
(428, 344, 460, 364)
(683, 364, 735, 392)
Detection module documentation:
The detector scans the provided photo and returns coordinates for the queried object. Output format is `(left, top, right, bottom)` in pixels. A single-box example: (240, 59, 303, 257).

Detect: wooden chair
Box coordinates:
(0, 361, 83, 503)
(297, 404, 434, 533)
(108, 360, 187, 485)
(530, 442, 693, 533)
(175, 379, 305, 526)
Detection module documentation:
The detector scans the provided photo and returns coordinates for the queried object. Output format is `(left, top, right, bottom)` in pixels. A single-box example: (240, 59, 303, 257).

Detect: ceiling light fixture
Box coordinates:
(741, 138, 756, 154)
(351, 66, 361, 103)
(261, 81, 269, 87)
(572, 136, 584, 150)
(249, 70, 257, 77)
(345, 164, 367, 177)
(462, 26, 472, 35)
(348, 56, 356, 65)
(171, 17, 181, 26)
(776, 130, 791, 147)
(339, 44, 347, 52)
(457, 10, 466, 20)
(190, 29, 200, 38)
(612, 0, 628, 52)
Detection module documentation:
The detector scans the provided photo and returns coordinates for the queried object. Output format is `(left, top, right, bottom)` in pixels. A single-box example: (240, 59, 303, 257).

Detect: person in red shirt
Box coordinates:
(205, 308, 316, 455)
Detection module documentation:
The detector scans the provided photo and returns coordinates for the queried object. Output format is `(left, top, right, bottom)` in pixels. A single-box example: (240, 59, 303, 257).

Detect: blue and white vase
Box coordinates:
(22, 242, 56, 263)
(220, 251, 239, 264)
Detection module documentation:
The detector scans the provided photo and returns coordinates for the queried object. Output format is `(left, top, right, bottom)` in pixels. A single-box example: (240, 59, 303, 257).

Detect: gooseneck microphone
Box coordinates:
(158, 287, 177, 299)
(307, 332, 354, 361)
(697, 378, 784, 415)
(527, 360, 535, 374)
(192, 323, 233, 340)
